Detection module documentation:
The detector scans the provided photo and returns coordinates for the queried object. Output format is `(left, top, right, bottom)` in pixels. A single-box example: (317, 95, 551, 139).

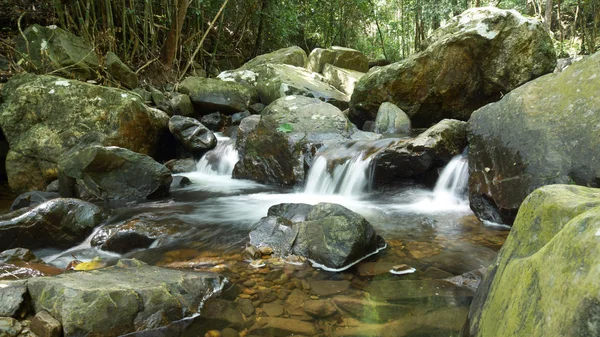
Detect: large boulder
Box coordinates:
(239, 46, 307, 70)
(374, 102, 411, 135)
(58, 146, 172, 201)
(463, 185, 600, 337)
(322, 64, 365, 95)
(178, 77, 258, 115)
(468, 51, 600, 225)
(0, 198, 105, 251)
(0, 73, 169, 193)
(218, 64, 350, 110)
(16, 24, 99, 81)
(307, 47, 369, 73)
(349, 7, 556, 128)
(373, 119, 467, 184)
(27, 259, 225, 337)
(233, 96, 352, 185)
(249, 203, 383, 270)
(168, 116, 217, 155)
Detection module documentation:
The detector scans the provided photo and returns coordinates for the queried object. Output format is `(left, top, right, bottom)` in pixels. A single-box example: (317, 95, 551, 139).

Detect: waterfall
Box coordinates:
(196, 134, 239, 176)
(304, 153, 373, 196)
(431, 153, 469, 205)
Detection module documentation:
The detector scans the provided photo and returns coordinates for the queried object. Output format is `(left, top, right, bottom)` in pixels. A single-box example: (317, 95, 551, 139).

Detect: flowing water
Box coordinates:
(15, 138, 508, 336)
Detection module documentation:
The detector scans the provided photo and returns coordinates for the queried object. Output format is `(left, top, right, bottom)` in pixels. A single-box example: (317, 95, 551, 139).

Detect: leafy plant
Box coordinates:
(277, 123, 293, 133)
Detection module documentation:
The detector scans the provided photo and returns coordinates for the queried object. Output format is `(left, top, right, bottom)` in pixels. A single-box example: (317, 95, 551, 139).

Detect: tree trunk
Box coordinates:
(253, 0, 268, 57)
(160, 0, 190, 68)
(545, 0, 553, 31)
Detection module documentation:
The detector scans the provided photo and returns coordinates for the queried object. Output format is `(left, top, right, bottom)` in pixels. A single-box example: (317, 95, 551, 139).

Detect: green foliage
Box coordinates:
(277, 123, 294, 133)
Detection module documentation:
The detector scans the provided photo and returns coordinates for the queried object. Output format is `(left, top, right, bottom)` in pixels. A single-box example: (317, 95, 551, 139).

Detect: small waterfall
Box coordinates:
(431, 152, 469, 205)
(196, 134, 239, 176)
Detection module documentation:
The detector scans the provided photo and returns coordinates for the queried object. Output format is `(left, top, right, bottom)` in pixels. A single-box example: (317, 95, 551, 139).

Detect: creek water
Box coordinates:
(17, 137, 508, 336)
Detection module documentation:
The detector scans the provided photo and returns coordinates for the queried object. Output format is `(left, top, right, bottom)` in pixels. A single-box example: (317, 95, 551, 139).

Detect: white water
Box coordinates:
(304, 154, 373, 196)
(196, 134, 239, 176)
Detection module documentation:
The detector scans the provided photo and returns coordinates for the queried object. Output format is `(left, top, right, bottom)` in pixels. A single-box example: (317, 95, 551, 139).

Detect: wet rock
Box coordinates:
(0, 317, 21, 337)
(322, 64, 365, 95)
(27, 259, 225, 337)
(309, 280, 350, 296)
(307, 47, 369, 73)
(0, 281, 28, 317)
(303, 299, 336, 318)
(201, 112, 229, 131)
(464, 185, 600, 337)
(231, 111, 251, 125)
(234, 115, 261, 159)
(0, 73, 169, 193)
(202, 298, 245, 329)
(165, 158, 197, 173)
(468, 51, 600, 225)
(171, 176, 192, 188)
(373, 119, 467, 184)
(374, 102, 411, 135)
(248, 217, 297, 256)
(285, 289, 309, 316)
(0, 198, 104, 251)
(30, 310, 61, 337)
(105, 52, 138, 89)
(239, 46, 307, 70)
(58, 146, 172, 201)
(446, 267, 486, 292)
(169, 116, 217, 155)
(262, 302, 284, 317)
(0, 248, 43, 264)
(332, 296, 407, 323)
(248, 317, 315, 337)
(236, 298, 255, 317)
(349, 7, 556, 128)
(248, 103, 265, 114)
(267, 203, 314, 223)
(178, 77, 258, 114)
(10, 191, 59, 211)
(91, 217, 192, 254)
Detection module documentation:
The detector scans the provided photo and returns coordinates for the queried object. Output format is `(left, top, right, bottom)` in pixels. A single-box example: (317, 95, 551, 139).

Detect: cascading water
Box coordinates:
(196, 134, 238, 176)
(431, 152, 469, 204)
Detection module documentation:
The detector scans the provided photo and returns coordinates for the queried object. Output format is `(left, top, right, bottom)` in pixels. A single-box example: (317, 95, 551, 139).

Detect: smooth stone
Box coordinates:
(309, 280, 351, 296)
(303, 299, 336, 318)
(262, 302, 284, 317)
(248, 317, 316, 337)
(236, 298, 255, 317)
(202, 299, 245, 329)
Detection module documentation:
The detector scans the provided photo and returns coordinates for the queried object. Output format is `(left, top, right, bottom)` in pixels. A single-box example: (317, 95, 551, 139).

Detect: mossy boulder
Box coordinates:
(26, 259, 225, 337)
(58, 146, 172, 201)
(307, 46, 369, 73)
(349, 7, 556, 128)
(105, 52, 138, 89)
(0, 198, 105, 251)
(239, 46, 307, 70)
(463, 185, 600, 337)
(178, 77, 258, 114)
(0, 73, 169, 193)
(468, 51, 600, 225)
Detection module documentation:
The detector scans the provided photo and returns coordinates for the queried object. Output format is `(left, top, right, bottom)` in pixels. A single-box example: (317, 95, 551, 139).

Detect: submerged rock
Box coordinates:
(463, 185, 600, 337)
(0, 73, 169, 193)
(468, 51, 600, 225)
(27, 259, 225, 337)
(249, 203, 383, 270)
(58, 146, 172, 201)
(349, 7, 556, 128)
(169, 116, 217, 155)
(0, 198, 105, 251)
(178, 77, 258, 114)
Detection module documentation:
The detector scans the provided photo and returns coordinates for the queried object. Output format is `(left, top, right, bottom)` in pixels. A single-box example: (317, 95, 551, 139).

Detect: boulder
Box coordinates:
(219, 64, 350, 110)
(0, 198, 104, 251)
(239, 46, 307, 70)
(463, 185, 600, 337)
(58, 146, 172, 201)
(374, 102, 411, 135)
(349, 7, 556, 128)
(168, 116, 217, 155)
(169, 93, 195, 117)
(307, 46, 369, 73)
(201, 112, 229, 131)
(26, 259, 225, 337)
(233, 96, 352, 185)
(16, 24, 99, 81)
(0, 73, 169, 193)
(0, 281, 28, 318)
(10, 191, 59, 211)
(178, 77, 258, 114)
(249, 203, 383, 270)
(373, 119, 467, 184)
(468, 51, 600, 225)
(104, 52, 138, 89)
(322, 64, 365, 95)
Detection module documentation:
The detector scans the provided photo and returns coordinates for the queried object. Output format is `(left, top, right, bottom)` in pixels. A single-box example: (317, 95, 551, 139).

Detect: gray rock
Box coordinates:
(350, 7, 556, 128)
(169, 92, 195, 117)
(374, 102, 411, 135)
(10, 191, 60, 211)
(231, 111, 251, 125)
(105, 52, 138, 89)
(249, 216, 298, 256)
(169, 116, 217, 155)
(58, 146, 172, 201)
(30, 310, 62, 337)
(178, 77, 258, 114)
(201, 112, 228, 131)
(307, 46, 369, 73)
(0, 317, 21, 337)
(322, 64, 365, 95)
(248, 103, 265, 114)
(27, 259, 225, 337)
(239, 46, 307, 70)
(0, 281, 28, 317)
(0, 198, 105, 251)
(45, 180, 59, 193)
(165, 158, 197, 173)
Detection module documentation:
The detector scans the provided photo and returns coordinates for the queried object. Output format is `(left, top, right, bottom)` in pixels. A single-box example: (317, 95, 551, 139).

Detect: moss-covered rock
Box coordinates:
(463, 185, 600, 337)
(468, 51, 600, 225)
(105, 52, 138, 89)
(239, 46, 307, 70)
(27, 259, 225, 337)
(178, 77, 258, 114)
(349, 7, 556, 128)
(0, 73, 169, 193)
